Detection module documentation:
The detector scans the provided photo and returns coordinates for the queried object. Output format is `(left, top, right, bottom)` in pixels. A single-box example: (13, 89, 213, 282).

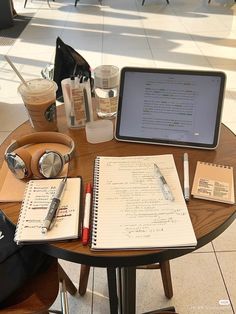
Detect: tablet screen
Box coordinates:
(115, 68, 226, 149)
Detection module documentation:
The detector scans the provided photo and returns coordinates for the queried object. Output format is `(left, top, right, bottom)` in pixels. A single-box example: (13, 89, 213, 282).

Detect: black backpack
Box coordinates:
(53, 37, 93, 100)
(0, 210, 51, 306)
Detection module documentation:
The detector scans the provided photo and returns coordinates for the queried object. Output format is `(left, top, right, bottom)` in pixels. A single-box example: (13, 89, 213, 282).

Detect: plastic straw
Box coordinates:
(4, 55, 29, 87)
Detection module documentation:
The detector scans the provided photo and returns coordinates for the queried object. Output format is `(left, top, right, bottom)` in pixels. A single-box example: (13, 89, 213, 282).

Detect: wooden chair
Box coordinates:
(0, 257, 77, 314)
(136, 260, 173, 299)
(142, 0, 169, 5)
(79, 260, 173, 299)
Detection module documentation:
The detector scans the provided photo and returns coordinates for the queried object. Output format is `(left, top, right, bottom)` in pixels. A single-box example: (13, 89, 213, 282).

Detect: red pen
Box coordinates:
(82, 183, 92, 246)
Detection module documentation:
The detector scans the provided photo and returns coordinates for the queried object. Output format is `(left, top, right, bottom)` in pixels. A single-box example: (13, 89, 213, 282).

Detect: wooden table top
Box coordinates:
(1, 104, 236, 267)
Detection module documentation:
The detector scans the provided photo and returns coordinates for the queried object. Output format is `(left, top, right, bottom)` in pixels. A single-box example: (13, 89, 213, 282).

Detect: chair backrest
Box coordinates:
(0, 257, 59, 313)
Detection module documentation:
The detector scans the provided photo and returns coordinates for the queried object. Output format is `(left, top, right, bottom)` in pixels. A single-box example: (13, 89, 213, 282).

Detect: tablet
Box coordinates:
(115, 67, 226, 149)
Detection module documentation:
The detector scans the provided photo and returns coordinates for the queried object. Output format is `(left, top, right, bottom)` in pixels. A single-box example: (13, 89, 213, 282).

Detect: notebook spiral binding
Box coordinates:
(14, 181, 30, 244)
(90, 157, 100, 247)
(199, 161, 231, 169)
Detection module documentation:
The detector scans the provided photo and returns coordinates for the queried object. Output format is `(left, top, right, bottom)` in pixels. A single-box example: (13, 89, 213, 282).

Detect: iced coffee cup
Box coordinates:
(18, 79, 58, 132)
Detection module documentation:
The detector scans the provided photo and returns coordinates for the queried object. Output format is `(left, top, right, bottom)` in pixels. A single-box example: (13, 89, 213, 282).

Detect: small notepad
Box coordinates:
(14, 177, 82, 244)
(191, 162, 235, 204)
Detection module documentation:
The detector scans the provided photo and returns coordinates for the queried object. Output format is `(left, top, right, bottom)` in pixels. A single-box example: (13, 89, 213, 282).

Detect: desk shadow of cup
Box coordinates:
(18, 79, 58, 132)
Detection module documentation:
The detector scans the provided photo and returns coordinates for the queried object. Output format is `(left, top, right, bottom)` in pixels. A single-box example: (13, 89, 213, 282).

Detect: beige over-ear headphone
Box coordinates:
(4, 132, 75, 179)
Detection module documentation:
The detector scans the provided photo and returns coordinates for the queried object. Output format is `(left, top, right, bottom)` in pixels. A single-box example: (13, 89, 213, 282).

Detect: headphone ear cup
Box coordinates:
(31, 149, 47, 178)
(14, 148, 32, 178)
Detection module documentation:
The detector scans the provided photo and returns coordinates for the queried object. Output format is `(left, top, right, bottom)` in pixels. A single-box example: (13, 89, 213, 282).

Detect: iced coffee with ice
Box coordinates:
(18, 79, 58, 131)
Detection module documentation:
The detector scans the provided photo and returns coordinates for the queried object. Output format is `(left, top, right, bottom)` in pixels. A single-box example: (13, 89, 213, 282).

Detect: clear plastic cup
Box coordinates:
(85, 120, 114, 144)
(61, 77, 93, 129)
(94, 65, 119, 119)
(18, 79, 58, 131)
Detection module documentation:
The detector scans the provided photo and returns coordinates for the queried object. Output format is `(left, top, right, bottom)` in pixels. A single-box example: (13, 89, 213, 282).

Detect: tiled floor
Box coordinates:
(1, 0, 236, 313)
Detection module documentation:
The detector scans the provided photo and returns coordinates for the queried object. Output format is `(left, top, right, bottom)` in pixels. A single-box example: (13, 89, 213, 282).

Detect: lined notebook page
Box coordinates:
(14, 177, 81, 244)
(91, 154, 197, 250)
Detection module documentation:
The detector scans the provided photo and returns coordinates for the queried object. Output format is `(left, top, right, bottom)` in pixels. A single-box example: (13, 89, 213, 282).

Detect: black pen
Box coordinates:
(41, 177, 67, 233)
(70, 76, 76, 126)
(83, 87, 90, 122)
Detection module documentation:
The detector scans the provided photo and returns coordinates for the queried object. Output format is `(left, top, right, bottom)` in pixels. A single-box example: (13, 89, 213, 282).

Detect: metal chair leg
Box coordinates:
(24, 0, 51, 7)
(60, 280, 69, 314)
(58, 264, 77, 296)
(50, 262, 76, 314)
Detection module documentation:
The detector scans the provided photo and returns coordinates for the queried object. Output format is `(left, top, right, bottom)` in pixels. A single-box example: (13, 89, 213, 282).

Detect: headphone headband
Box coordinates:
(5, 132, 75, 161)
(5, 132, 76, 179)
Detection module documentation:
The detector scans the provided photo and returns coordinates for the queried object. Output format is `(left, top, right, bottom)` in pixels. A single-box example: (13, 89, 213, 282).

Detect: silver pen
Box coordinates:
(70, 76, 76, 126)
(183, 153, 190, 201)
(41, 177, 67, 233)
(154, 163, 175, 201)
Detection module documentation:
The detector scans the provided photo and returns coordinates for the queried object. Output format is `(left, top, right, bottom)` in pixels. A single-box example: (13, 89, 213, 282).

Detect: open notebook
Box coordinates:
(90, 154, 197, 250)
(14, 177, 82, 244)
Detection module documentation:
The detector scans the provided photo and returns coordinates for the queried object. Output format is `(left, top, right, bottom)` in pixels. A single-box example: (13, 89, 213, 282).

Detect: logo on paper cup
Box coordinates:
(44, 103, 56, 122)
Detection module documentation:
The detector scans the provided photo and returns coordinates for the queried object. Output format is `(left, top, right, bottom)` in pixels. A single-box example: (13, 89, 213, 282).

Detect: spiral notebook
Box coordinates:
(90, 155, 197, 251)
(191, 161, 235, 204)
(14, 177, 82, 244)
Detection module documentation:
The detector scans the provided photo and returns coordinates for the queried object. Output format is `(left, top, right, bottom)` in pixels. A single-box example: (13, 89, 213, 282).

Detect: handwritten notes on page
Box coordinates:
(90, 154, 197, 250)
(14, 177, 81, 244)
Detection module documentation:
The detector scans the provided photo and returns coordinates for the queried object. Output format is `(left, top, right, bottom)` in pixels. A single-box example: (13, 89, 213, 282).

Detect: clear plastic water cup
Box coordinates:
(94, 65, 119, 119)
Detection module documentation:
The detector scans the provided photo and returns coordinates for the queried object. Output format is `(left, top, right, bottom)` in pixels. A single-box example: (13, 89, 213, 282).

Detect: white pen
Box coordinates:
(183, 153, 190, 201)
(41, 177, 67, 233)
(70, 76, 76, 126)
(154, 164, 175, 201)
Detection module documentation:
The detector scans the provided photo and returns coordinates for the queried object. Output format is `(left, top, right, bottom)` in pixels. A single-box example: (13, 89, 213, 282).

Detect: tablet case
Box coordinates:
(115, 67, 226, 150)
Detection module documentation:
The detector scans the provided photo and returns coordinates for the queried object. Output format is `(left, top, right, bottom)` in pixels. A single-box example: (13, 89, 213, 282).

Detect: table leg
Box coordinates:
(107, 267, 119, 314)
(120, 267, 136, 314)
(107, 267, 136, 314)
(117, 268, 123, 314)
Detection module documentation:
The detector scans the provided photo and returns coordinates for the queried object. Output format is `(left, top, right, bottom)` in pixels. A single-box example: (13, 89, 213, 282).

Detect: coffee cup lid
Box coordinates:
(94, 65, 119, 89)
(18, 79, 57, 96)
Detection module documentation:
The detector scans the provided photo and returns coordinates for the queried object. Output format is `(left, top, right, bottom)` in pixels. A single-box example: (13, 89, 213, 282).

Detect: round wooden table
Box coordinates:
(1, 105, 236, 313)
